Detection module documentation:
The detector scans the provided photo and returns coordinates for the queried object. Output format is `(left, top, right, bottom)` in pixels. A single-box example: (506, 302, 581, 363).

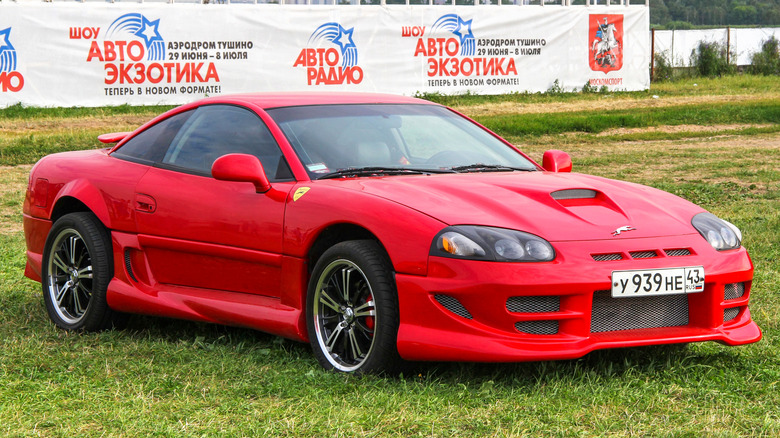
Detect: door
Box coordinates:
(133, 104, 295, 297)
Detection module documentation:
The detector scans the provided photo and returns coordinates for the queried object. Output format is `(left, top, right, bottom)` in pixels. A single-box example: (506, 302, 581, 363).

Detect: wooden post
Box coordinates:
(650, 28, 655, 82)
(726, 27, 731, 66)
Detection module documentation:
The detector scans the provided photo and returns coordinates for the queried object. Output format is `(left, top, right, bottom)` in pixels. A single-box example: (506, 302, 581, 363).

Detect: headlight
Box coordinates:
(692, 212, 742, 251)
(431, 226, 555, 262)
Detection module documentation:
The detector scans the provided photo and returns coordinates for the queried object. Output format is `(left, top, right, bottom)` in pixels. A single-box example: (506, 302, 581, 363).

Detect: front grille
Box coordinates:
(665, 248, 691, 257)
(593, 253, 623, 262)
(629, 250, 658, 259)
(434, 295, 472, 320)
(506, 296, 560, 313)
(515, 320, 559, 335)
(724, 283, 745, 300)
(591, 290, 689, 333)
(724, 307, 740, 322)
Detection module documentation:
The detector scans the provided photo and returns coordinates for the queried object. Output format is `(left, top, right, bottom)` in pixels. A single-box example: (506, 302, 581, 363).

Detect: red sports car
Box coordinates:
(23, 93, 761, 374)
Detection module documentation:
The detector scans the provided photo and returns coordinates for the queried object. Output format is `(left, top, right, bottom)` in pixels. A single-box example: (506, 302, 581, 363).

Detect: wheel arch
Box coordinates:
(50, 180, 113, 229)
(306, 223, 389, 276)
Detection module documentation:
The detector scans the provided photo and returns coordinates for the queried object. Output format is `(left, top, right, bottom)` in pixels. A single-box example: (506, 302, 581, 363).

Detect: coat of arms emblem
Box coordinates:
(589, 15, 623, 73)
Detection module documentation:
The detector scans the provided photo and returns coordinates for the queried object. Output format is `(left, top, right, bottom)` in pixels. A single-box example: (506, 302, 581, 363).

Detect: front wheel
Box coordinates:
(306, 240, 402, 374)
(42, 212, 123, 331)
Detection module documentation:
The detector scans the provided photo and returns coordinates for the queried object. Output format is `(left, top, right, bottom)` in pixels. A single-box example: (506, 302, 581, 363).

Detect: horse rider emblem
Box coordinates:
(589, 15, 623, 73)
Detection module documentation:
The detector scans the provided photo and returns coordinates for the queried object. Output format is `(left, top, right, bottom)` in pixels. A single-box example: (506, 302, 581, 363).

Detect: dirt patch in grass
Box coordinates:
(457, 93, 780, 117)
(596, 123, 774, 137)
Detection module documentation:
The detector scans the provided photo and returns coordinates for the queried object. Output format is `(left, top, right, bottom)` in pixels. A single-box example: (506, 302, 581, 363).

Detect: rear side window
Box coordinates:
(161, 105, 291, 181)
(112, 110, 194, 164)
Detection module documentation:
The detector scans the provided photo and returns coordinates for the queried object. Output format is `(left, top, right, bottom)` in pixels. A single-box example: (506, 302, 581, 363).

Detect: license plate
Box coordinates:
(611, 267, 705, 298)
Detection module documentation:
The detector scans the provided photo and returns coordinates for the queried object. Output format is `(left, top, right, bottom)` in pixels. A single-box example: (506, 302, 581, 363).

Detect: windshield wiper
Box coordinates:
(318, 167, 454, 180)
(450, 164, 536, 173)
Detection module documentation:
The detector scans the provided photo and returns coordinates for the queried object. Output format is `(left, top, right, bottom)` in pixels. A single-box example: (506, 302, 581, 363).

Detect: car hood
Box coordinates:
(330, 172, 704, 242)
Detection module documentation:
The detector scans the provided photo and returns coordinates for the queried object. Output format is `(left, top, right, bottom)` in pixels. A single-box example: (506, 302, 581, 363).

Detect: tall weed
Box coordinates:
(749, 36, 780, 76)
(690, 41, 736, 77)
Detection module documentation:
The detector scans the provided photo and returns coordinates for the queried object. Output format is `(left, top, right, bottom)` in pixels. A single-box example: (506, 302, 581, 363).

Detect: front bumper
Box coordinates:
(395, 235, 761, 362)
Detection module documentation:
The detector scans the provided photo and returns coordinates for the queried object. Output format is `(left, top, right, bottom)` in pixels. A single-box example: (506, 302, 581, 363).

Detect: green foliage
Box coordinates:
(651, 0, 780, 27)
(690, 41, 735, 77)
(546, 79, 564, 95)
(664, 20, 695, 30)
(653, 51, 675, 82)
(749, 36, 780, 75)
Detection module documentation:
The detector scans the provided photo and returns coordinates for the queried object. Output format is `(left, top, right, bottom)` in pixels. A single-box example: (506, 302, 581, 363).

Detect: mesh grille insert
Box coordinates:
(665, 248, 692, 257)
(724, 307, 740, 322)
(124, 249, 137, 282)
(515, 320, 559, 335)
(591, 290, 689, 333)
(630, 250, 658, 259)
(593, 253, 623, 262)
(724, 283, 745, 300)
(551, 189, 598, 200)
(506, 296, 560, 313)
(434, 295, 472, 320)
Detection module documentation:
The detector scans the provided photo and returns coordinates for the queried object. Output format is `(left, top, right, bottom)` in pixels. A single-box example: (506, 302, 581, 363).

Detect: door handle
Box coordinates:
(135, 194, 157, 213)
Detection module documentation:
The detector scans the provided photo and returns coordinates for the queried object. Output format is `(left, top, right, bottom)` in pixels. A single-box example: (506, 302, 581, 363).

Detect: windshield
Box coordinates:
(265, 104, 537, 179)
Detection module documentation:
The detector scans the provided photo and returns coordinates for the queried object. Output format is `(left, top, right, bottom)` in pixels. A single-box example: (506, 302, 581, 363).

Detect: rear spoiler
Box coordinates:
(97, 132, 131, 144)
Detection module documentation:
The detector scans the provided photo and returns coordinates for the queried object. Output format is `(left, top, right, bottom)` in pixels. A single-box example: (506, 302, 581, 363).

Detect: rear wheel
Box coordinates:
(42, 212, 122, 331)
(306, 240, 402, 374)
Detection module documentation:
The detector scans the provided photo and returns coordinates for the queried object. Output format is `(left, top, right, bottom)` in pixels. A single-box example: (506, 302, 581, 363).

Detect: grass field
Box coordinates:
(1, 77, 778, 436)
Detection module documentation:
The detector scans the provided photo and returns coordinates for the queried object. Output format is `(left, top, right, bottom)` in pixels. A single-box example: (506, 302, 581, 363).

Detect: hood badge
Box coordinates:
(612, 226, 636, 237)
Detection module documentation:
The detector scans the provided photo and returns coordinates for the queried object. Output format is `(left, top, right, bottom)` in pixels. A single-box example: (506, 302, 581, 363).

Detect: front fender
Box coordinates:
(283, 183, 446, 277)
(51, 179, 114, 228)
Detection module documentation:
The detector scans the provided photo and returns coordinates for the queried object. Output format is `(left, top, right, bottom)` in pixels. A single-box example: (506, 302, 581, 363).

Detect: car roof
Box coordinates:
(194, 92, 435, 110)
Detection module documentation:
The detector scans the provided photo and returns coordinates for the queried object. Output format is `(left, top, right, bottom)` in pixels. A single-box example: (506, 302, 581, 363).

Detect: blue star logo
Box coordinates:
(134, 16, 162, 47)
(451, 17, 474, 46)
(332, 25, 356, 53)
(0, 27, 14, 54)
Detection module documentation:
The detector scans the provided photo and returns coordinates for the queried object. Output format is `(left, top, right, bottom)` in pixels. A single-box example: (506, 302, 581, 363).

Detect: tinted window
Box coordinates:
(112, 110, 194, 164)
(162, 105, 291, 181)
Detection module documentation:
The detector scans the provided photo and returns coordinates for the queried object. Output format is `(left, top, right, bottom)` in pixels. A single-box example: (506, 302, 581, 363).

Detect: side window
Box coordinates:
(161, 105, 292, 181)
(111, 110, 194, 164)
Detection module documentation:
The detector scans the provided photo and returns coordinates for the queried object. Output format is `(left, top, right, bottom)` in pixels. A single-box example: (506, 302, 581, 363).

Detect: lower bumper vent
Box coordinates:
(724, 283, 746, 300)
(591, 290, 689, 333)
(434, 294, 472, 320)
(506, 296, 560, 313)
(515, 320, 559, 335)
(724, 307, 740, 322)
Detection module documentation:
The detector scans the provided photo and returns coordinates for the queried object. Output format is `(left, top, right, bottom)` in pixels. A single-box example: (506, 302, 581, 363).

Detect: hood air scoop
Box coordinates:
(551, 189, 598, 201)
(550, 189, 629, 226)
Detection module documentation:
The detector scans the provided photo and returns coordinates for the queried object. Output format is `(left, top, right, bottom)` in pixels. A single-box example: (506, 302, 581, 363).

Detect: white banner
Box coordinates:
(0, 4, 649, 108)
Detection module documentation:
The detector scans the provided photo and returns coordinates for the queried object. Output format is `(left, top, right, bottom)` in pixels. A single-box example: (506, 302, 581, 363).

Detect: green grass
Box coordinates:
(0, 103, 172, 120)
(476, 100, 780, 142)
(1, 76, 779, 436)
(420, 74, 780, 107)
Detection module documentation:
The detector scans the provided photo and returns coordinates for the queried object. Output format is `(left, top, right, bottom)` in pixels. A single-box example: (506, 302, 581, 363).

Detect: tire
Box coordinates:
(306, 240, 402, 374)
(41, 212, 122, 331)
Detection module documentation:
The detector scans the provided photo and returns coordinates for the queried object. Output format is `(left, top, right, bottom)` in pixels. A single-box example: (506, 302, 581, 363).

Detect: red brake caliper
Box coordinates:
(364, 294, 375, 332)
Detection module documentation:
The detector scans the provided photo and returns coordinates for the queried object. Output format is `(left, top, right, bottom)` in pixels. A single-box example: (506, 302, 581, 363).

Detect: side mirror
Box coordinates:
(542, 150, 573, 173)
(211, 153, 271, 193)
